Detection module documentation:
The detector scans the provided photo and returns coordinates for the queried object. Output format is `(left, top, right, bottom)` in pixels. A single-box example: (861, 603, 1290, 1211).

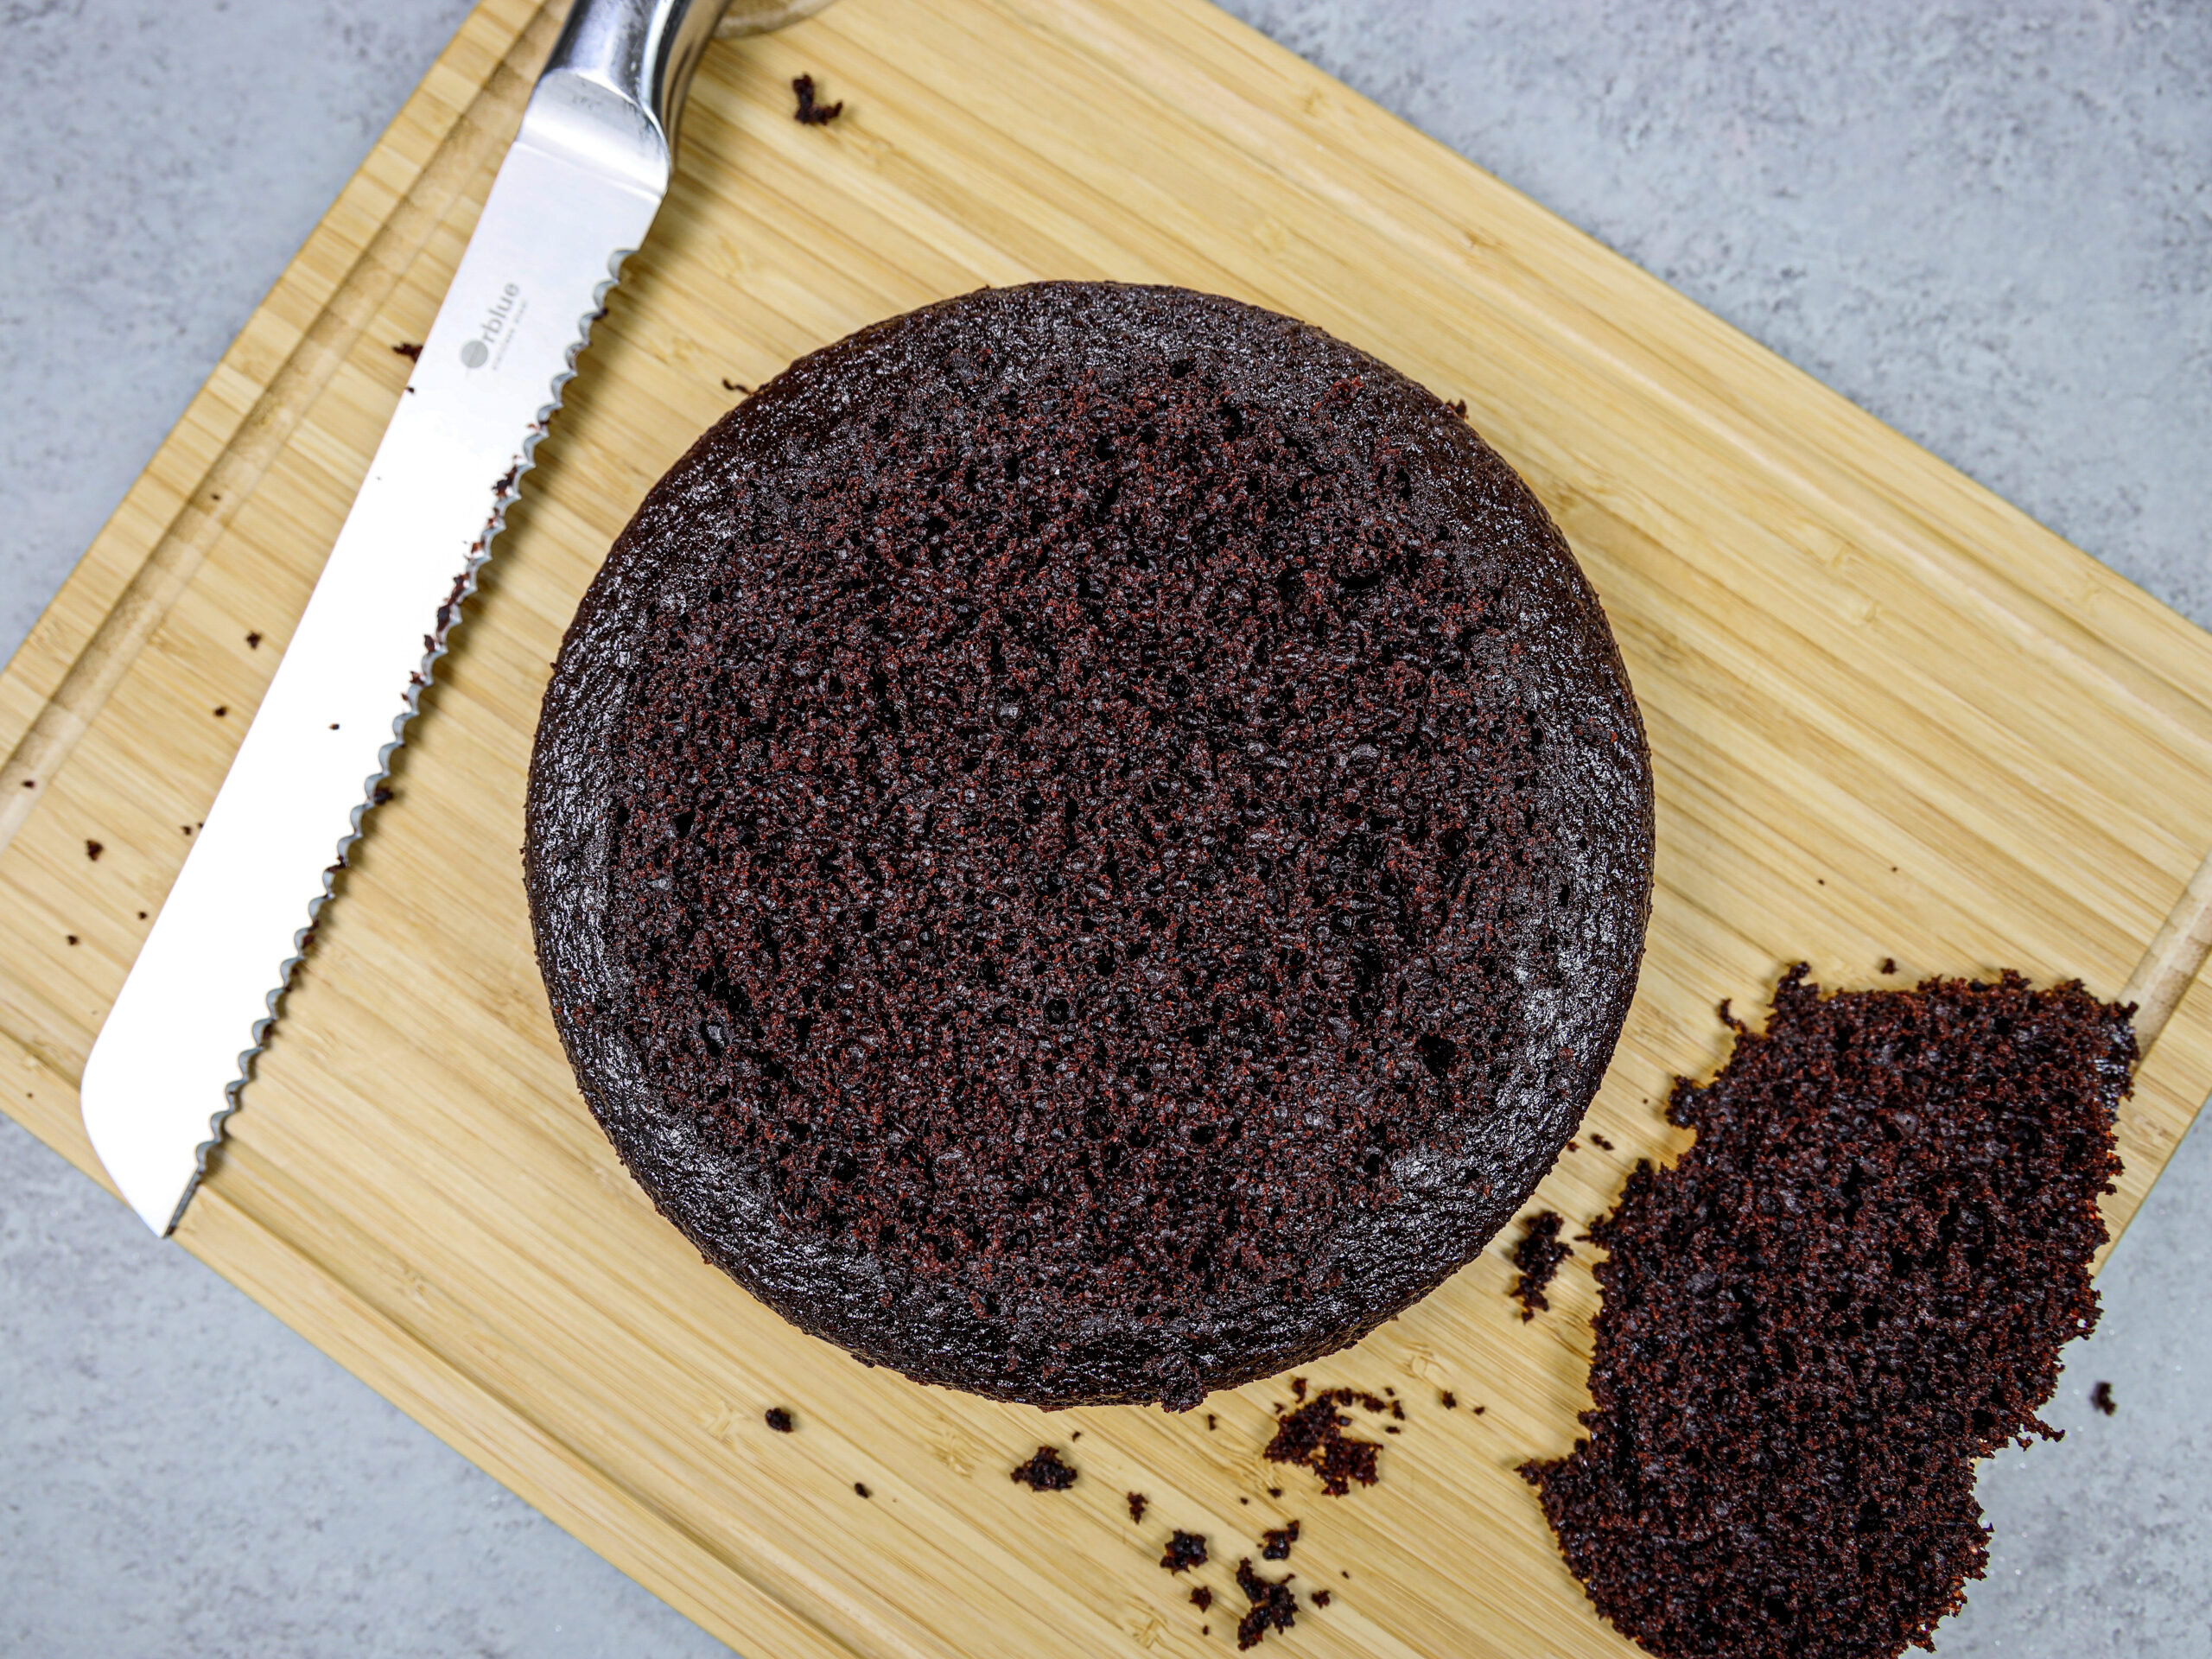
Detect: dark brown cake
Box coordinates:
(1522, 967, 2130, 1659)
(525, 281, 1653, 1409)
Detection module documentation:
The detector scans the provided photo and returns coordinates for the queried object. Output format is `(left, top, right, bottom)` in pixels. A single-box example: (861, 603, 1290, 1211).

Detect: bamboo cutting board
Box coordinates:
(8, 1, 2212, 1654)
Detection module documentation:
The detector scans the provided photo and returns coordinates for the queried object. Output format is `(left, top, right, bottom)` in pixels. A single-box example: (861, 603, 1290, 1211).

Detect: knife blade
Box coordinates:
(81, 0, 733, 1235)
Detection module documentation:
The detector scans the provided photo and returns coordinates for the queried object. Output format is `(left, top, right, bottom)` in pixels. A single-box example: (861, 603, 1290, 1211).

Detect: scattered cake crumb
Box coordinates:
(213, 706, 227, 718)
(1881, 957, 1898, 975)
(764, 1407, 794, 1433)
(1206, 1414, 1218, 1431)
(1313, 1591, 1332, 1608)
(1260, 1521, 1300, 1560)
(85, 840, 102, 861)
(1010, 1446, 1077, 1491)
(1192, 1586, 1213, 1611)
(1522, 965, 2128, 1659)
(392, 341, 422, 360)
(791, 73, 843, 125)
(1440, 1390, 1457, 1409)
(1161, 1530, 1209, 1573)
(245, 632, 261, 648)
(1448, 397, 1468, 417)
(1510, 1211, 1572, 1319)
(721, 377, 753, 394)
(1264, 1389, 1382, 1496)
(1567, 1138, 1580, 1152)
(1589, 1132, 1614, 1151)
(2091, 1381, 2116, 1416)
(1235, 1559, 1299, 1649)
(1128, 1491, 1148, 1523)
(65, 935, 78, 946)
(853, 1481, 871, 1498)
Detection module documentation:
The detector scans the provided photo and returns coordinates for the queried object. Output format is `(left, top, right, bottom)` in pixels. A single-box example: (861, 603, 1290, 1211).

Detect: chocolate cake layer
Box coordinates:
(524, 282, 1653, 1408)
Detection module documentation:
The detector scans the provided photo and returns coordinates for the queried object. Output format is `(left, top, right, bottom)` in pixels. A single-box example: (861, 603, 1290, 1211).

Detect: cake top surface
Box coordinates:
(527, 281, 1653, 1406)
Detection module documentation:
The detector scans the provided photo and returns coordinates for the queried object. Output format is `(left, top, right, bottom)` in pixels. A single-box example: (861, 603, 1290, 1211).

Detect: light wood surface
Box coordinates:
(7, 0, 2212, 1654)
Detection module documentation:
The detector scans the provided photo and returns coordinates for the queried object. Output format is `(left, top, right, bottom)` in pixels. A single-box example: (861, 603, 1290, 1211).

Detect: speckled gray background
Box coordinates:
(2, 1, 2206, 1654)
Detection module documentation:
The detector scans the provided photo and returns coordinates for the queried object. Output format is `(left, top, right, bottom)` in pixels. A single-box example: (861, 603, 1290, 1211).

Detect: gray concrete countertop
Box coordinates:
(3, 3, 2206, 1654)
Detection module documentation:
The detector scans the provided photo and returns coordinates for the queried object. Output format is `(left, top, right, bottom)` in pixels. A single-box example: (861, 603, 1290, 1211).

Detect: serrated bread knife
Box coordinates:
(81, 0, 736, 1235)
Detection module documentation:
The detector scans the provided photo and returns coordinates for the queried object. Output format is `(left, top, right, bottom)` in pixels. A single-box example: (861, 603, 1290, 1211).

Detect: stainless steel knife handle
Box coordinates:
(531, 0, 733, 195)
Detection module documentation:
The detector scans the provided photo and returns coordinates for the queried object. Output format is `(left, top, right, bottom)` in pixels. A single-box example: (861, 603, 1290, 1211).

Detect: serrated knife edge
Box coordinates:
(82, 0, 734, 1235)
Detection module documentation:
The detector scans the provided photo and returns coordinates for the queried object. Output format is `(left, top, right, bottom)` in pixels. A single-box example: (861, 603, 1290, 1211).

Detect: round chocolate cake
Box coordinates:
(525, 282, 1653, 1409)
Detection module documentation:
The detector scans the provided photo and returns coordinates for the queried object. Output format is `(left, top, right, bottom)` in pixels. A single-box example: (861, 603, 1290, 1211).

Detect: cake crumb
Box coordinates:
(1510, 1211, 1572, 1319)
(1206, 1413, 1218, 1431)
(1589, 1132, 1615, 1151)
(1881, 957, 1899, 975)
(65, 934, 78, 946)
(792, 73, 843, 125)
(1260, 1521, 1300, 1560)
(2091, 1381, 2116, 1416)
(1313, 1590, 1332, 1608)
(392, 341, 422, 360)
(764, 1407, 794, 1433)
(721, 377, 753, 394)
(1127, 1491, 1148, 1523)
(853, 1481, 871, 1498)
(85, 840, 102, 861)
(1192, 1586, 1213, 1611)
(1235, 1558, 1298, 1649)
(1440, 1389, 1457, 1409)
(245, 632, 261, 648)
(1161, 1530, 1209, 1573)
(1010, 1446, 1077, 1491)
(1264, 1389, 1381, 1496)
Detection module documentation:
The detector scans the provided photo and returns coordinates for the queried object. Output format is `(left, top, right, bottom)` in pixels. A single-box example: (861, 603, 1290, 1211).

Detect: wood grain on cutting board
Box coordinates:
(6, 0, 2212, 1654)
